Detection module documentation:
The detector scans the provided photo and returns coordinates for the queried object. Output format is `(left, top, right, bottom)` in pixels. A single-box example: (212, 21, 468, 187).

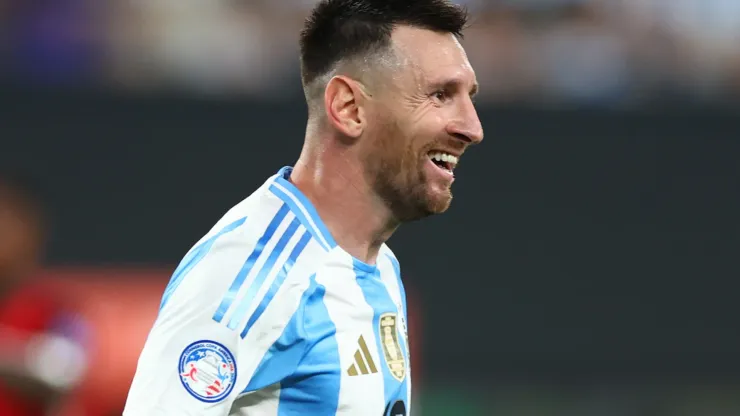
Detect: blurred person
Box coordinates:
(0, 172, 88, 416)
(123, 0, 483, 415)
(613, 0, 740, 102)
(462, 7, 540, 103)
(105, 0, 279, 95)
(536, 3, 632, 105)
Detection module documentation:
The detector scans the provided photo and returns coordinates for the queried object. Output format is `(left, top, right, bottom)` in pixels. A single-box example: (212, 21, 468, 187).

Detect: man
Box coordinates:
(123, 0, 483, 415)
(0, 172, 89, 416)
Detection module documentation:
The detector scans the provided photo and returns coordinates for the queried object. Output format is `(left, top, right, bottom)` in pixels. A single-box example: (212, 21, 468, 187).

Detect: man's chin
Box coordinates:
(419, 187, 453, 216)
(392, 190, 451, 222)
(427, 194, 452, 214)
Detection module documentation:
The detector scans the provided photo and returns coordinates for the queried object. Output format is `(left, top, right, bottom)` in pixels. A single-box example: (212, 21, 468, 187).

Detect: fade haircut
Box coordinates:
(299, 0, 469, 107)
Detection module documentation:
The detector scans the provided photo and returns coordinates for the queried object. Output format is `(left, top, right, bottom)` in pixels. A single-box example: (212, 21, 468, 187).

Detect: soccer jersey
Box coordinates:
(123, 167, 411, 416)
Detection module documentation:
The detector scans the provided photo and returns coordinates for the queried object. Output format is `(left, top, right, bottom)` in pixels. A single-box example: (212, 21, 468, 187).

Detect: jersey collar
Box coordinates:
(268, 166, 338, 251)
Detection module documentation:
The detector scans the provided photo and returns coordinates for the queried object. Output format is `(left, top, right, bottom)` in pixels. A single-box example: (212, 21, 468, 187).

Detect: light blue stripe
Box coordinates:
(384, 253, 410, 410)
(241, 274, 317, 393)
(276, 274, 340, 415)
(226, 218, 301, 330)
(385, 253, 407, 320)
(271, 166, 337, 250)
(353, 260, 409, 414)
(242, 273, 342, 416)
(241, 230, 312, 339)
(269, 184, 330, 251)
(160, 217, 246, 310)
(212, 204, 290, 323)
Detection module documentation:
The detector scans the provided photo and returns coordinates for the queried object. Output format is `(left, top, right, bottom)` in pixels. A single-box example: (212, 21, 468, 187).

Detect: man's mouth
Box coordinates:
(427, 151, 459, 173)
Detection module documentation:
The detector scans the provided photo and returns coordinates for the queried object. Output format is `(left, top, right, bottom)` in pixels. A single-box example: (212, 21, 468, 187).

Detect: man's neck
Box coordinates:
(290, 143, 399, 265)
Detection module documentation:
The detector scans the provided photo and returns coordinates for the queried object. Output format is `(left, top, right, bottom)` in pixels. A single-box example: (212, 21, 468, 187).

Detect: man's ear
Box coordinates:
(324, 75, 368, 138)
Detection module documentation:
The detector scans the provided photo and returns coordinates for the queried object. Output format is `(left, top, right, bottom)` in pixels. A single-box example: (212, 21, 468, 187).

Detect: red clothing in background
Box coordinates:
(0, 283, 85, 416)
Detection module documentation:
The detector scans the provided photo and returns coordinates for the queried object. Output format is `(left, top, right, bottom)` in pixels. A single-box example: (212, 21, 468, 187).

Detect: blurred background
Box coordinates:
(2, 0, 740, 415)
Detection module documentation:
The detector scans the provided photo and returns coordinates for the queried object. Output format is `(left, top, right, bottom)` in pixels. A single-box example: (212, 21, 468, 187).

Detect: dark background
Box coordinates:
(5, 89, 740, 390)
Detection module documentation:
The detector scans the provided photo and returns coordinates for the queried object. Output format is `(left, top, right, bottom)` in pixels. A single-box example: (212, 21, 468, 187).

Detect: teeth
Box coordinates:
(429, 152, 459, 168)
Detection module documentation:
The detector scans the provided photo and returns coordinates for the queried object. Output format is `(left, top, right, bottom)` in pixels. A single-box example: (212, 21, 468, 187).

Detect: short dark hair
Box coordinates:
(299, 0, 469, 88)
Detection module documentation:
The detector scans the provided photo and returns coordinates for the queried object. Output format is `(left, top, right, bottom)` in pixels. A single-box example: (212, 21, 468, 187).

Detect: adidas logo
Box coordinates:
(347, 335, 378, 376)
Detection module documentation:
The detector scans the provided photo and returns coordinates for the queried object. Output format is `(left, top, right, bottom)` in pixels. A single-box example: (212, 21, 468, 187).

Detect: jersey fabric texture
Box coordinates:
(123, 167, 412, 416)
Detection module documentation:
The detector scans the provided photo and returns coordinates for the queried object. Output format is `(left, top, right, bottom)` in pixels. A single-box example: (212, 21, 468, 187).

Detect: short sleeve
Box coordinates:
(124, 215, 316, 415)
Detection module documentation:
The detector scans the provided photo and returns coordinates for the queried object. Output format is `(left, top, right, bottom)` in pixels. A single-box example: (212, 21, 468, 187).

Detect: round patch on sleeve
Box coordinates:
(179, 340, 237, 402)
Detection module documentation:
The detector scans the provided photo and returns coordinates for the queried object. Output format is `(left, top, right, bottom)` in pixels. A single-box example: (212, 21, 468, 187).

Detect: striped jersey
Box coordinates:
(123, 166, 412, 416)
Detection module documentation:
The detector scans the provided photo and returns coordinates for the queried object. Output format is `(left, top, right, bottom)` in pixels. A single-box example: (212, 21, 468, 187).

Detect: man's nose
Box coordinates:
(447, 99, 484, 144)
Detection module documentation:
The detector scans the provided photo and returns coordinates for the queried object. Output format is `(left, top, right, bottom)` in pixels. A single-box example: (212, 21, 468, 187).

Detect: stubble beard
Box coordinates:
(364, 118, 451, 224)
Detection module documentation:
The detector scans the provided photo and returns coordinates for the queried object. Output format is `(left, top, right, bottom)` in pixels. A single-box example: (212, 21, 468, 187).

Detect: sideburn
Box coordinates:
(366, 114, 431, 222)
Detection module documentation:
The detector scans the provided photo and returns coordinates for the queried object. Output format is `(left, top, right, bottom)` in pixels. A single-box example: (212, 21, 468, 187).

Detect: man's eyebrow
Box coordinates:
(429, 77, 479, 97)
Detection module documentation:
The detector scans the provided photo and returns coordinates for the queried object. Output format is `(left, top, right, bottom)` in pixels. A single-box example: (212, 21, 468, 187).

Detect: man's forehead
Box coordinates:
(391, 26, 460, 51)
(390, 26, 475, 85)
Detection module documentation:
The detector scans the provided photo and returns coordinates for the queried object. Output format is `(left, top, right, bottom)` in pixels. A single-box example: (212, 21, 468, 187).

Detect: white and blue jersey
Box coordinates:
(123, 167, 411, 416)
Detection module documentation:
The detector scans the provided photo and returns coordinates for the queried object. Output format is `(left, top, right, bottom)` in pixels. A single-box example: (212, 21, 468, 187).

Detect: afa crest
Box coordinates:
(379, 313, 406, 382)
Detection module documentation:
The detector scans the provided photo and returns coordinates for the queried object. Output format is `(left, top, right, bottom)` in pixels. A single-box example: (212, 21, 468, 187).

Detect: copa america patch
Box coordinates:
(179, 340, 237, 402)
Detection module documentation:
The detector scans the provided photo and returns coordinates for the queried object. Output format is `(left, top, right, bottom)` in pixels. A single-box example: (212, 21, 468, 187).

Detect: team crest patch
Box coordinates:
(379, 313, 406, 382)
(179, 340, 237, 402)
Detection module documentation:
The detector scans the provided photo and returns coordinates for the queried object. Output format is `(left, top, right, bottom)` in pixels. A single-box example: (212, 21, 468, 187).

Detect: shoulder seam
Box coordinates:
(159, 216, 248, 311)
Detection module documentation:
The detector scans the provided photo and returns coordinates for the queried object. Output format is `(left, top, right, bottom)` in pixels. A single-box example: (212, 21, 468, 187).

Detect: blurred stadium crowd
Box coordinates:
(2, 0, 740, 106)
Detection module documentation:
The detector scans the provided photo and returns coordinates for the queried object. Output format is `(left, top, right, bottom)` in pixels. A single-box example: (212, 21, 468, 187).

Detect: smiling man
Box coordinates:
(124, 1, 483, 415)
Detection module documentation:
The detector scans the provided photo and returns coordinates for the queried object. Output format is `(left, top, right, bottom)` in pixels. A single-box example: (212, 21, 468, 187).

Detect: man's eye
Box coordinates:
(432, 91, 447, 102)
